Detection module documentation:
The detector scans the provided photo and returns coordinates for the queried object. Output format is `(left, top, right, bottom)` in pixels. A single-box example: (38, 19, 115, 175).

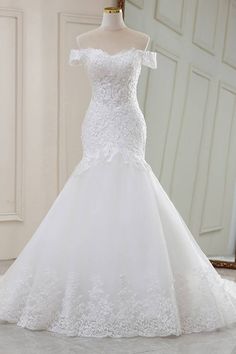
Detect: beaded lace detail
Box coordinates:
(1, 264, 236, 337)
(69, 47, 157, 176)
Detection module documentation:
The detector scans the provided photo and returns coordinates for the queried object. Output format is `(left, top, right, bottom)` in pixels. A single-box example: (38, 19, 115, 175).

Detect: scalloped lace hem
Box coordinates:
(1, 266, 236, 337)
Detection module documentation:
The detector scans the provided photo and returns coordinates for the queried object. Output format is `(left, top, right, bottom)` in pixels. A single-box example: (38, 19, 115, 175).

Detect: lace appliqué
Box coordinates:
(72, 148, 152, 177)
(69, 47, 157, 69)
(48, 274, 179, 337)
(1, 265, 236, 337)
(69, 49, 87, 66)
(142, 50, 157, 69)
(68, 47, 158, 171)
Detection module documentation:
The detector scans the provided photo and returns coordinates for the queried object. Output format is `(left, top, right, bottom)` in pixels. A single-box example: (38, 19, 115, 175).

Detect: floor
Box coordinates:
(1, 260, 236, 354)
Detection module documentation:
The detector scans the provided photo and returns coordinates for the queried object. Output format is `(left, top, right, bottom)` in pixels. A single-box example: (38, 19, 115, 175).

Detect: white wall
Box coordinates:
(0, 0, 115, 259)
(126, 0, 236, 256)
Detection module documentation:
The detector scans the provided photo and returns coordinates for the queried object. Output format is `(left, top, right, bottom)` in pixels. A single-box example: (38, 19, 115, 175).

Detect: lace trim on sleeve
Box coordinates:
(142, 50, 157, 69)
(69, 49, 86, 66)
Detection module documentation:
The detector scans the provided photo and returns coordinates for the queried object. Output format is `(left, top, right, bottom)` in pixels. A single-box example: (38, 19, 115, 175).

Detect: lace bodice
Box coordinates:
(69, 47, 157, 174)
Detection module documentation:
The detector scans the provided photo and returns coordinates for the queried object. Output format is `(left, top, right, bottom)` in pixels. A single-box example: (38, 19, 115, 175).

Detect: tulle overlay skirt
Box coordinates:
(1, 151, 236, 337)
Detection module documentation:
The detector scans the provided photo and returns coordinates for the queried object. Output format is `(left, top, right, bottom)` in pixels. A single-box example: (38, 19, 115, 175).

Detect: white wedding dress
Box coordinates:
(1, 46, 236, 338)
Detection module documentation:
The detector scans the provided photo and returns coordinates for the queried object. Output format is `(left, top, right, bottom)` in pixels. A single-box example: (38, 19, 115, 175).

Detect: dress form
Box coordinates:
(76, 7, 150, 53)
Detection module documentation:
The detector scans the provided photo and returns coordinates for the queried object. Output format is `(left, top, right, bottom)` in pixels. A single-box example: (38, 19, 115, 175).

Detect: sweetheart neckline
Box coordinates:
(76, 47, 148, 57)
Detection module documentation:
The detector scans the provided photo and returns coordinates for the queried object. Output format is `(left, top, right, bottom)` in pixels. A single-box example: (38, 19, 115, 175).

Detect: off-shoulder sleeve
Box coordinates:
(142, 50, 157, 69)
(69, 49, 86, 66)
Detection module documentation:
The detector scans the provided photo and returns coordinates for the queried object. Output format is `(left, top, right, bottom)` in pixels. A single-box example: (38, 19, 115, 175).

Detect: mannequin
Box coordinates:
(76, 6, 150, 54)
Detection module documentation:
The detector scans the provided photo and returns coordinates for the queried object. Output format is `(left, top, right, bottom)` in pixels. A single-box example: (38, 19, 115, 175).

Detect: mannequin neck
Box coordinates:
(100, 7, 127, 31)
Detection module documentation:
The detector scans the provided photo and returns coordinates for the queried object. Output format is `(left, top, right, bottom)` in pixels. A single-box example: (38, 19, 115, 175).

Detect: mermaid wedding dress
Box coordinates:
(1, 46, 236, 338)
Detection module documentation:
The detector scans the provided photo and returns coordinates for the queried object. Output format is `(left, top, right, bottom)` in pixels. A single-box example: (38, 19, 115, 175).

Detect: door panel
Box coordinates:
(126, 0, 236, 256)
(0, 0, 105, 259)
